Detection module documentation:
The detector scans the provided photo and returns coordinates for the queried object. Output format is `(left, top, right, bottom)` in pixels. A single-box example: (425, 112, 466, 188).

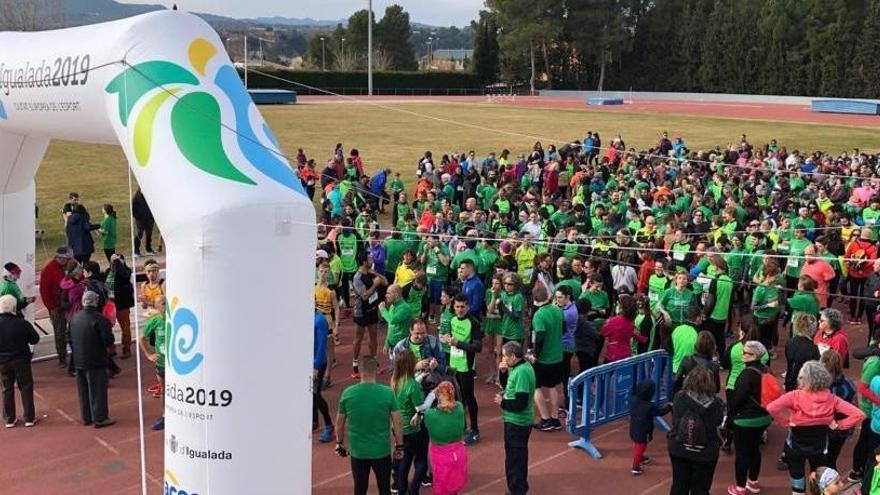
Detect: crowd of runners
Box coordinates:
(307, 134, 880, 495)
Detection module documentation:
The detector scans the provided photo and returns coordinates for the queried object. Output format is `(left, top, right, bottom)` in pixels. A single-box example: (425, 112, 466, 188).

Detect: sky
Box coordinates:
(120, 0, 484, 26)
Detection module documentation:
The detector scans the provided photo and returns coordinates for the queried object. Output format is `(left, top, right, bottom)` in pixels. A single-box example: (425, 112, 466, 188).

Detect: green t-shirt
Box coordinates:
(556, 278, 583, 300)
(381, 301, 414, 348)
(500, 291, 524, 340)
(424, 403, 465, 445)
(787, 292, 820, 319)
(579, 289, 610, 315)
(709, 275, 733, 322)
(438, 307, 454, 352)
(100, 215, 117, 249)
(0, 279, 23, 307)
(648, 274, 669, 313)
(384, 238, 407, 275)
(142, 314, 166, 368)
(502, 361, 536, 426)
(338, 382, 398, 459)
(394, 378, 425, 435)
(338, 233, 359, 273)
(476, 246, 498, 276)
(405, 285, 426, 318)
(424, 244, 450, 282)
(451, 249, 481, 273)
(532, 303, 563, 364)
(861, 356, 880, 415)
(752, 285, 779, 323)
(671, 324, 698, 374)
(449, 316, 476, 372)
(659, 287, 694, 324)
(785, 238, 811, 278)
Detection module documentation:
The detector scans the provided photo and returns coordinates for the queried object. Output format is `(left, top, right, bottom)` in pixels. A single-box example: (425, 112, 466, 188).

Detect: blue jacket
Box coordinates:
(313, 312, 328, 370)
(392, 334, 448, 374)
(629, 380, 671, 443)
(370, 171, 387, 196)
(66, 211, 95, 257)
(461, 275, 485, 320)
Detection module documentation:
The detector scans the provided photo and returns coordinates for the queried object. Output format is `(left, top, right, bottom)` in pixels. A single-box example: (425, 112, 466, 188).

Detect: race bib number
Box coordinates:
(457, 186, 464, 191)
(787, 257, 800, 269)
(778, 242, 790, 252)
(426, 265, 437, 275)
(697, 276, 712, 291)
(817, 343, 831, 355)
(649, 292, 659, 303)
(673, 251, 685, 261)
(451, 347, 465, 359)
(342, 248, 355, 257)
(368, 292, 379, 304)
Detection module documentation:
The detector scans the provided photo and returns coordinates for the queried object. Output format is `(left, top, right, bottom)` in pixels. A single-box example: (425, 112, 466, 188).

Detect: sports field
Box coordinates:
(33, 98, 880, 266)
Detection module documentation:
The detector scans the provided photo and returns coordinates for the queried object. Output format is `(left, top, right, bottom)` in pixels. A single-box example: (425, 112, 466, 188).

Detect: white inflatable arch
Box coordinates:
(0, 11, 314, 494)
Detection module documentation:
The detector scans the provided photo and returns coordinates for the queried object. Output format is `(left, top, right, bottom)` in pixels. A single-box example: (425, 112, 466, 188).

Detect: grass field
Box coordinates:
(33, 101, 880, 267)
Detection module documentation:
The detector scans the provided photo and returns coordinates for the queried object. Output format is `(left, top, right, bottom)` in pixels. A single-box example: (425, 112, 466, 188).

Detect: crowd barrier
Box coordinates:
(566, 350, 672, 459)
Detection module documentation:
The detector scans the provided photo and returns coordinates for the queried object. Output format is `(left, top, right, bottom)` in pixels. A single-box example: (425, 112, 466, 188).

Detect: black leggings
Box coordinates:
(455, 370, 478, 432)
(561, 351, 574, 405)
(340, 271, 354, 308)
(785, 445, 825, 493)
(850, 277, 868, 319)
(396, 427, 428, 495)
(733, 426, 765, 487)
(312, 365, 332, 427)
(351, 456, 392, 495)
(757, 320, 778, 351)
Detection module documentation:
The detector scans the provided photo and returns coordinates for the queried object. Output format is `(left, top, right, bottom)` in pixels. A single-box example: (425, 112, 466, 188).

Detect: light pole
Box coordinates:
(320, 36, 326, 71)
(341, 37, 345, 62)
(367, 0, 373, 96)
(426, 37, 432, 69)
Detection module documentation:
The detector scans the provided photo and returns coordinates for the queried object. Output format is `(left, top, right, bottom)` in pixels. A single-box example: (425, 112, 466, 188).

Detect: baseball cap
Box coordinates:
(316, 249, 329, 260)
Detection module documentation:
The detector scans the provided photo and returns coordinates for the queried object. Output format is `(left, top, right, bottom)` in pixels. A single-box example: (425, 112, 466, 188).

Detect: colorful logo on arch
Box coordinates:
(166, 296, 204, 376)
(105, 38, 305, 196)
(0, 99, 7, 120)
(164, 469, 200, 495)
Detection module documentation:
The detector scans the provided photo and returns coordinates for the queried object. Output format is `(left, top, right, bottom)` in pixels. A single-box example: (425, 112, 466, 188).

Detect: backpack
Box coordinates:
(673, 400, 709, 453)
(748, 367, 783, 408)
(847, 244, 869, 272)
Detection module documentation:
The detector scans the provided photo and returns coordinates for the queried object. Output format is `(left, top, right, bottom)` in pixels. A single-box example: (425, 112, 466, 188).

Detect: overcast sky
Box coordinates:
(122, 0, 484, 26)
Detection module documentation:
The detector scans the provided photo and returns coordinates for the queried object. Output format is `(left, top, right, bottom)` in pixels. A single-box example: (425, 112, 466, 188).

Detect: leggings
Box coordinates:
(397, 427, 428, 495)
(632, 442, 647, 468)
(312, 365, 332, 427)
(733, 426, 765, 487)
(455, 370, 479, 432)
(340, 271, 354, 308)
(850, 277, 868, 319)
(757, 319, 778, 351)
(351, 456, 392, 495)
(561, 351, 574, 405)
(785, 445, 825, 494)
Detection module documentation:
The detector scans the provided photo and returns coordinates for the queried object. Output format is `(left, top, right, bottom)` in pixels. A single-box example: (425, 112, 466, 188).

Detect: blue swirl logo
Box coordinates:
(0, 99, 7, 120)
(167, 297, 204, 376)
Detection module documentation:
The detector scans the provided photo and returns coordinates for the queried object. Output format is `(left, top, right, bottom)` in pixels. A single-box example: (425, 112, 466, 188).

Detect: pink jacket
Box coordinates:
(601, 315, 647, 363)
(766, 389, 864, 430)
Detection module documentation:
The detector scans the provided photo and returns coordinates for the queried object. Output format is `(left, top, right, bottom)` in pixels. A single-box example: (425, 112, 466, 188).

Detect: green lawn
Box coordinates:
(34, 101, 879, 266)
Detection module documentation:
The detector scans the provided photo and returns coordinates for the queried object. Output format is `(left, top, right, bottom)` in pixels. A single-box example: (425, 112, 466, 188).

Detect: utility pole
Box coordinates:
(320, 36, 326, 71)
(367, 0, 373, 96)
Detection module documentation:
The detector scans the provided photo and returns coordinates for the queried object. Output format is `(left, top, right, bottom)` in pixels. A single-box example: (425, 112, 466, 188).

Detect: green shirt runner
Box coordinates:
(532, 303, 563, 365)
(502, 361, 536, 427)
(338, 382, 398, 459)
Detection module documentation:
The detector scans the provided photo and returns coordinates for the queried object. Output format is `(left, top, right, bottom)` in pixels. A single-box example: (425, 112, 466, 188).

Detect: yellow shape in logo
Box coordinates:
(188, 38, 217, 76)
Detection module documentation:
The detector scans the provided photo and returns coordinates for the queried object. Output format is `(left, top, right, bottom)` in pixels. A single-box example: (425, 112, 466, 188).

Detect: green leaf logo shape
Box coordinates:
(105, 61, 198, 126)
(134, 89, 178, 166)
(170, 91, 256, 185)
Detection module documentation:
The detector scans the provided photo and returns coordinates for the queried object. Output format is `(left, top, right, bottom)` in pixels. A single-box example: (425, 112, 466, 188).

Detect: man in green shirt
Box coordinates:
(530, 284, 564, 431)
(336, 356, 403, 495)
(668, 303, 700, 374)
(0, 263, 33, 314)
(495, 341, 536, 495)
(702, 256, 733, 356)
(419, 235, 450, 322)
(337, 222, 362, 308)
(441, 294, 484, 445)
(383, 231, 407, 283)
(140, 299, 166, 431)
(380, 284, 414, 353)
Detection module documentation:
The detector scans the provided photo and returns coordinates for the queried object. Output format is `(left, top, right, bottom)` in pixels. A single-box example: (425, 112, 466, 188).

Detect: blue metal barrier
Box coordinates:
(567, 350, 673, 459)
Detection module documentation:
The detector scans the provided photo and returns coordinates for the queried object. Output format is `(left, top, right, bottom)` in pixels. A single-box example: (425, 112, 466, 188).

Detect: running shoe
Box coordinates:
(421, 473, 432, 487)
(350, 371, 361, 380)
(746, 479, 762, 494)
(631, 466, 643, 475)
(151, 417, 164, 431)
(464, 429, 480, 445)
(24, 421, 35, 427)
(848, 470, 863, 483)
(641, 456, 652, 466)
(4, 419, 16, 428)
(549, 418, 563, 431)
(727, 485, 746, 495)
(319, 425, 334, 443)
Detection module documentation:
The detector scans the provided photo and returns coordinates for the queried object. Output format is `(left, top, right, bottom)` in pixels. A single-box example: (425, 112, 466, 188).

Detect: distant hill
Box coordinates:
(59, 0, 250, 28)
(251, 16, 346, 28)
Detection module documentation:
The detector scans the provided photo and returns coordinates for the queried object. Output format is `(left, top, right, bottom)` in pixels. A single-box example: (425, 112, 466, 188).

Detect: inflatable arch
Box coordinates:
(0, 11, 314, 494)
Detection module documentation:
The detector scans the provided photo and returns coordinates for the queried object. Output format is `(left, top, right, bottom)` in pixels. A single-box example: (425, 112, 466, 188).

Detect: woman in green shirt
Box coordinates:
(99, 204, 118, 262)
(751, 263, 782, 357)
(419, 381, 467, 495)
(391, 350, 428, 494)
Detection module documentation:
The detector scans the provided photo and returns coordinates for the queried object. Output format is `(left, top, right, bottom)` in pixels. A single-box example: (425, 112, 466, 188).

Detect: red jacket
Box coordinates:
(767, 389, 864, 430)
(601, 315, 647, 363)
(637, 260, 653, 294)
(38, 259, 66, 311)
(814, 330, 849, 367)
(845, 240, 877, 279)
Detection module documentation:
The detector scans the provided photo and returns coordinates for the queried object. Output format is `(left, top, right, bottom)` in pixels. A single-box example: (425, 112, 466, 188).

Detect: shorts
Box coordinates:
(483, 318, 501, 336)
(353, 311, 379, 327)
(534, 361, 563, 389)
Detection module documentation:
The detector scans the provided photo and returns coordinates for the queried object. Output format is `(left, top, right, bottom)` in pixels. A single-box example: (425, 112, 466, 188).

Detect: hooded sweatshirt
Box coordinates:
(629, 380, 671, 443)
(667, 390, 724, 462)
(766, 389, 864, 430)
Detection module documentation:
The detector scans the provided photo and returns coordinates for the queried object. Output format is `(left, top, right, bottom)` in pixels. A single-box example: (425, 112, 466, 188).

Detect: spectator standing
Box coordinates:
(106, 254, 134, 358)
(335, 356, 403, 495)
(312, 310, 333, 443)
(0, 295, 40, 428)
(495, 341, 536, 495)
(0, 262, 34, 314)
(40, 247, 73, 366)
(531, 284, 564, 432)
(391, 350, 428, 494)
(66, 204, 97, 263)
(630, 379, 672, 475)
(132, 187, 155, 256)
(822, 350, 857, 470)
(98, 204, 117, 262)
(442, 294, 483, 445)
(69, 291, 116, 428)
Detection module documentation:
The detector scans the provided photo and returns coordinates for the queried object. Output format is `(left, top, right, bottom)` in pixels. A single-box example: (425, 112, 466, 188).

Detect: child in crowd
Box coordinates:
(629, 378, 671, 475)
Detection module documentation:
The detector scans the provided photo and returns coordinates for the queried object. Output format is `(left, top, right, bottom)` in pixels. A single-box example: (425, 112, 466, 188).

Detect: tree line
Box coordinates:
(475, 0, 880, 98)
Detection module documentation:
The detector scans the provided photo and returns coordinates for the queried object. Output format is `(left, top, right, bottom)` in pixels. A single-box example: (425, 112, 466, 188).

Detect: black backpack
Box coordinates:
(673, 399, 709, 454)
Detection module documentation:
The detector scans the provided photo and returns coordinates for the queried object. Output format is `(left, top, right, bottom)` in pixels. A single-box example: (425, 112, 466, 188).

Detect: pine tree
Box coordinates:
(472, 10, 501, 84)
(854, 0, 880, 97)
(376, 5, 418, 71)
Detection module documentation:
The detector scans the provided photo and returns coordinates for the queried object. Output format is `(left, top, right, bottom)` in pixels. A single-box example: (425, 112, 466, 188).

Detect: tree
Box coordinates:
(472, 10, 500, 84)
(854, 0, 880, 98)
(488, 0, 562, 93)
(0, 0, 64, 30)
(346, 9, 374, 69)
(376, 5, 418, 70)
(304, 32, 336, 70)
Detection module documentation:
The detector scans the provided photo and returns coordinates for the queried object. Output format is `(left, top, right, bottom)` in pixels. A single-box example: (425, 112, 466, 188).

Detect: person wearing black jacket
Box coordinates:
(674, 331, 721, 395)
(131, 187, 155, 256)
(495, 341, 536, 495)
(0, 295, 39, 428)
(441, 294, 483, 445)
(667, 366, 725, 495)
(785, 314, 821, 392)
(727, 341, 773, 495)
(107, 254, 135, 358)
(69, 291, 116, 428)
(574, 299, 601, 373)
(630, 379, 672, 475)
